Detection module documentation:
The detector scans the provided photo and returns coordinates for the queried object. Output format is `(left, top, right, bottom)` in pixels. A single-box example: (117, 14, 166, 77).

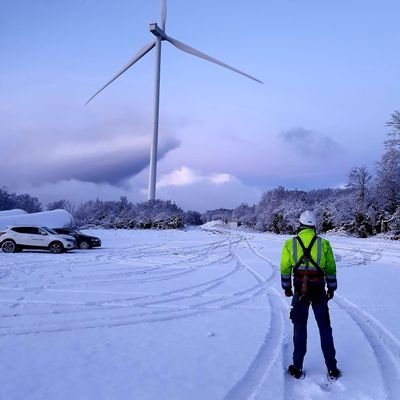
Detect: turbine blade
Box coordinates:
(86, 41, 156, 105)
(161, 0, 167, 30)
(165, 35, 263, 84)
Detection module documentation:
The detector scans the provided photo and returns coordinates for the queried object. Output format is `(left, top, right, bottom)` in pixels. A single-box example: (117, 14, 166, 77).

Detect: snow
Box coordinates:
(0, 209, 73, 230)
(0, 209, 27, 217)
(0, 226, 399, 400)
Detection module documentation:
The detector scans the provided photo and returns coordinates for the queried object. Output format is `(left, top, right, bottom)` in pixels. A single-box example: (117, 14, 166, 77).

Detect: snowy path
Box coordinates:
(0, 227, 399, 399)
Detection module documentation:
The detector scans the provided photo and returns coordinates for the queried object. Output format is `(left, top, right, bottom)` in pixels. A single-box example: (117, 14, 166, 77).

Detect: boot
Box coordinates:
(288, 364, 303, 379)
(328, 367, 341, 380)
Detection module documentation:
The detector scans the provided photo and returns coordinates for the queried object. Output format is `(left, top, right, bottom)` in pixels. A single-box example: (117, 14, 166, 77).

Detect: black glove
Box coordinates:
(327, 290, 334, 300)
(284, 288, 293, 297)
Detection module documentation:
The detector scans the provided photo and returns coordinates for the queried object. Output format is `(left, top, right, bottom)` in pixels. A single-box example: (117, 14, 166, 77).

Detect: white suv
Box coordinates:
(0, 226, 76, 254)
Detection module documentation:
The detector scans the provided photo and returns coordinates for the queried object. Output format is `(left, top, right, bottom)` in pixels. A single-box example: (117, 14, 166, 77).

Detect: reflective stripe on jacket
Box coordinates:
(280, 228, 337, 291)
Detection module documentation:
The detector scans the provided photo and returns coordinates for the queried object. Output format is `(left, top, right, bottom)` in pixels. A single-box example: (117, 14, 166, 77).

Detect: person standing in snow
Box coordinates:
(280, 210, 340, 380)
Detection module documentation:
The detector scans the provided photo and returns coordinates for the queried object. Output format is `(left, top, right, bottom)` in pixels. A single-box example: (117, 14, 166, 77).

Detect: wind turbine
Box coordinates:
(87, 0, 263, 201)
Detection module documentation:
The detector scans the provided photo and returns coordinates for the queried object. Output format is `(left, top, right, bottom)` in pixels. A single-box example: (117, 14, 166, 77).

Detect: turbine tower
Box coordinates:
(87, 0, 263, 201)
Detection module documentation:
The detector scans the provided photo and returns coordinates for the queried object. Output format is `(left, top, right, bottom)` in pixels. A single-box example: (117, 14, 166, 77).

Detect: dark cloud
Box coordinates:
(0, 110, 180, 187)
(44, 136, 179, 184)
(279, 127, 341, 157)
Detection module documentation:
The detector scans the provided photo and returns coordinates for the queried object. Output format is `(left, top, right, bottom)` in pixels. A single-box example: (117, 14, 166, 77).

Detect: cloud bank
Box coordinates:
(157, 166, 234, 188)
(279, 127, 342, 158)
(1, 110, 180, 187)
(154, 166, 261, 211)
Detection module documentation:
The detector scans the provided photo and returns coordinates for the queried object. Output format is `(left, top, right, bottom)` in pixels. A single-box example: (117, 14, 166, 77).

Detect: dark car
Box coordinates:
(53, 228, 101, 249)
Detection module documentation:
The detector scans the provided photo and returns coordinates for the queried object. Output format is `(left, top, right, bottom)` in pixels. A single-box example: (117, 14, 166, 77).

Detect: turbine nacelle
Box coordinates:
(149, 23, 167, 40)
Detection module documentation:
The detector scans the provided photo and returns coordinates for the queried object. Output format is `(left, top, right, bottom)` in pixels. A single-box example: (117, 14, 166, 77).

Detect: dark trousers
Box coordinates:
(291, 291, 337, 370)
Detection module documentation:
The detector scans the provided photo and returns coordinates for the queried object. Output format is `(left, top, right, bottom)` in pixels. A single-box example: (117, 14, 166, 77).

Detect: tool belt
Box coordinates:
(294, 269, 325, 282)
(293, 269, 325, 296)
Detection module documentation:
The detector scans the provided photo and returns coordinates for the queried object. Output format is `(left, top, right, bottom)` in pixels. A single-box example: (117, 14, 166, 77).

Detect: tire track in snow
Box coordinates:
(0, 306, 214, 336)
(0, 260, 239, 321)
(0, 231, 278, 337)
(145, 233, 272, 311)
(244, 237, 279, 269)
(332, 245, 383, 268)
(223, 290, 286, 400)
(272, 288, 295, 400)
(0, 236, 252, 333)
(334, 294, 400, 400)
(196, 233, 279, 311)
(0, 235, 254, 325)
(0, 292, 270, 337)
(54, 252, 232, 288)
(94, 237, 233, 266)
(27, 238, 234, 292)
(230, 238, 265, 284)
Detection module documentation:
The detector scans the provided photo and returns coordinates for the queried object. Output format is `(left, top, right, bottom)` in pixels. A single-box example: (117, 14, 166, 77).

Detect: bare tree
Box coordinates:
(386, 110, 400, 145)
(46, 199, 75, 214)
(347, 166, 372, 212)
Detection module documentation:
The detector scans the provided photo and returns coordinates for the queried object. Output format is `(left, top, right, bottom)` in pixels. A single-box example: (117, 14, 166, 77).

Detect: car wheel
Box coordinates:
(48, 241, 64, 254)
(2, 240, 16, 253)
(79, 241, 90, 249)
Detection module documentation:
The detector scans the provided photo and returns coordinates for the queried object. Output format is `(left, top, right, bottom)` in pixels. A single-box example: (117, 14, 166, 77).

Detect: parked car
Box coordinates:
(52, 228, 101, 249)
(0, 226, 76, 253)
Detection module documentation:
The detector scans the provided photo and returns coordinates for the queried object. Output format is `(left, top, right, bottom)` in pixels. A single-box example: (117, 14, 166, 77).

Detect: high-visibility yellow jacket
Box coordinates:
(280, 228, 337, 291)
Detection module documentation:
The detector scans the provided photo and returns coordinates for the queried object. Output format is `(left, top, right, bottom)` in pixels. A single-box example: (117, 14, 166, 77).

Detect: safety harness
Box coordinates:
(293, 235, 325, 298)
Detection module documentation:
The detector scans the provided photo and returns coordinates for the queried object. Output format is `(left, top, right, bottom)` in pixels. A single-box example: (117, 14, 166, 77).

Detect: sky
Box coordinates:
(1, 0, 400, 212)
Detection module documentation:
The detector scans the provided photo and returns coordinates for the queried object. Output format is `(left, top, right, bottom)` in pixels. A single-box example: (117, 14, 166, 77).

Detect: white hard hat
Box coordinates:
(299, 210, 316, 227)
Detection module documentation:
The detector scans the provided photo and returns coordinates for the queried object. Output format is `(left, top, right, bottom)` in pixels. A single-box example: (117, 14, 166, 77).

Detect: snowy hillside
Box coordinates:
(0, 226, 399, 400)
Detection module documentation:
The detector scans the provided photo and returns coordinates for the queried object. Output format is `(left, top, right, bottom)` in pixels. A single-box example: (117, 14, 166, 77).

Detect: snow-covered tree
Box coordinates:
(344, 166, 374, 237)
(201, 208, 232, 224)
(385, 110, 400, 146)
(0, 187, 42, 213)
(347, 166, 371, 212)
(47, 199, 75, 214)
(0, 187, 15, 210)
(375, 148, 400, 213)
(375, 110, 400, 214)
(184, 210, 202, 226)
(72, 198, 185, 229)
(232, 203, 257, 228)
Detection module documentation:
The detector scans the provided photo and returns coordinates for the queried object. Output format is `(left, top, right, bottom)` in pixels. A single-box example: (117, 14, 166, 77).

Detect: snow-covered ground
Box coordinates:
(0, 225, 399, 400)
